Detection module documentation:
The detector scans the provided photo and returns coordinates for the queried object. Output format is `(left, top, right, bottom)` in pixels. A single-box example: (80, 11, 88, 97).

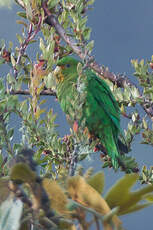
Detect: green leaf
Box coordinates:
(48, 0, 59, 9)
(28, 40, 37, 44)
(105, 174, 139, 208)
(17, 12, 27, 19)
(10, 163, 36, 183)
(16, 33, 23, 44)
(83, 28, 91, 40)
(144, 194, 153, 202)
(86, 40, 94, 54)
(77, 62, 83, 76)
(10, 54, 16, 67)
(16, 20, 28, 28)
(7, 129, 14, 141)
(0, 196, 23, 230)
(26, 0, 32, 20)
(44, 72, 56, 89)
(0, 59, 5, 65)
(119, 203, 152, 215)
(86, 0, 95, 6)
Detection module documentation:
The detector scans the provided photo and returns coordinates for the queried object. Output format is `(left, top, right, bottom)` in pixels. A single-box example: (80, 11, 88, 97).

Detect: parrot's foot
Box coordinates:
(93, 143, 107, 155)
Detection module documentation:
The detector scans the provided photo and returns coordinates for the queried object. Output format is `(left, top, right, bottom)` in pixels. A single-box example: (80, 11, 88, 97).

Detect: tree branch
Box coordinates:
(8, 89, 56, 96)
(42, 2, 153, 120)
(13, 1, 153, 120)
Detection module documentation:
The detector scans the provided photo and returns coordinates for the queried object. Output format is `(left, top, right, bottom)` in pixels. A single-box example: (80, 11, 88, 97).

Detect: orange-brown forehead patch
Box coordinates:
(60, 65, 65, 70)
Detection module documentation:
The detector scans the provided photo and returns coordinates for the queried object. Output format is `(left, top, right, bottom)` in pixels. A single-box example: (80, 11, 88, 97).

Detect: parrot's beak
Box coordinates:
(53, 66, 61, 77)
(53, 66, 64, 82)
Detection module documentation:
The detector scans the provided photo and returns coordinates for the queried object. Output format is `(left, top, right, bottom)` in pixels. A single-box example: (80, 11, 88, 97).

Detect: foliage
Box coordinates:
(0, 0, 153, 229)
(1, 151, 153, 230)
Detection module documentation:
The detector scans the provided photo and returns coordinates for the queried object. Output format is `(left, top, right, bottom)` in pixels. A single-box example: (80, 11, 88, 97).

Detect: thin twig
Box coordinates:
(94, 215, 100, 230)
(69, 144, 79, 176)
(14, 16, 42, 79)
(70, 199, 119, 222)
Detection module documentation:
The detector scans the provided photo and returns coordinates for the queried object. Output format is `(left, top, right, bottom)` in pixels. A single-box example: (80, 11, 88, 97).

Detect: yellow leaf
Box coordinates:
(37, 83, 45, 95)
(144, 193, 153, 202)
(34, 108, 46, 120)
(119, 203, 152, 215)
(67, 176, 121, 229)
(39, 99, 47, 105)
(10, 163, 36, 184)
(0, 177, 10, 204)
(105, 174, 139, 209)
(87, 171, 105, 194)
(42, 178, 70, 217)
(105, 173, 153, 216)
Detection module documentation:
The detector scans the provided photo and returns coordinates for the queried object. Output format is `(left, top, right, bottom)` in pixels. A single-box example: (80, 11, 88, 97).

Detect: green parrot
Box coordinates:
(54, 56, 127, 169)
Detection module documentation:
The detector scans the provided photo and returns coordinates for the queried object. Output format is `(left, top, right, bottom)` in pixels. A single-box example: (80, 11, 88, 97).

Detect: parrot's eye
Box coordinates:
(66, 64, 70, 68)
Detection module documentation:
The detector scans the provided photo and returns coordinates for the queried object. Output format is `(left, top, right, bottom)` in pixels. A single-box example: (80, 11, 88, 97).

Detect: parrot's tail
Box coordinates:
(100, 131, 120, 170)
(117, 139, 129, 154)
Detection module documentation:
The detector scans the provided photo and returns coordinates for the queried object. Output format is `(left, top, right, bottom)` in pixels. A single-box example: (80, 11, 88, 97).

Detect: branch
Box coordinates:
(14, 16, 42, 79)
(69, 144, 79, 176)
(42, 2, 130, 87)
(13, 1, 153, 119)
(42, 2, 153, 120)
(8, 89, 56, 96)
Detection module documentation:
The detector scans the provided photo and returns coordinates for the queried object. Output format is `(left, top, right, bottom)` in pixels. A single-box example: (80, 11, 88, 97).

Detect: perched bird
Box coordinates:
(54, 56, 127, 170)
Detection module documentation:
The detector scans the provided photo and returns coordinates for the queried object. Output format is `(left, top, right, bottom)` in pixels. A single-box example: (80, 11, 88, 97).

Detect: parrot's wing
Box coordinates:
(86, 70, 120, 131)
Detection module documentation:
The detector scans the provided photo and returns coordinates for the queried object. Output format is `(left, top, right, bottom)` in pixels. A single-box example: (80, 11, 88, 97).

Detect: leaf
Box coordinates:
(105, 173, 153, 215)
(26, 0, 32, 20)
(86, 0, 95, 6)
(17, 12, 27, 19)
(44, 72, 56, 89)
(16, 20, 28, 28)
(0, 58, 5, 65)
(77, 62, 83, 76)
(48, 0, 59, 9)
(87, 172, 105, 194)
(28, 40, 37, 44)
(16, 33, 23, 44)
(119, 203, 152, 215)
(144, 193, 153, 202)
(10, 163, 36, 184)
(83, 28, 91, 40)
(142, 118, 148, 129)
(0, 178, 10, 204)
(10, 54, 16, 67)
(105, 174, 139, 208)
(7, 129, 14, 140)
(42, 178, 69, 216)
(0, 196, 23, 230)
(86, 40, 94, 54)
(34, 107, 46, 120)
(67, 176, 121, 228)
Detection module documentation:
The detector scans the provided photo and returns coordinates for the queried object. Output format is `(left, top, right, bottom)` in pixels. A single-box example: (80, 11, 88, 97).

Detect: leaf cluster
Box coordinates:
(1, 152, 153, 230)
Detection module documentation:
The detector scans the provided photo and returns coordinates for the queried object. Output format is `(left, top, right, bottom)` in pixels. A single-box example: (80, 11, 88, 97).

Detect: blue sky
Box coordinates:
(0, 1, 153, 229)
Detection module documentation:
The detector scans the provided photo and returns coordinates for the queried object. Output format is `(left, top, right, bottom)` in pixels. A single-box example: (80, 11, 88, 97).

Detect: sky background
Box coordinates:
(0, 0, 153, 229)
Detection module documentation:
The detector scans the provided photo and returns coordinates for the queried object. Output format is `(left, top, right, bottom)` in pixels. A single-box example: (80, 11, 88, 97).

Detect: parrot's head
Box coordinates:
(54, 56, 80, 83)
